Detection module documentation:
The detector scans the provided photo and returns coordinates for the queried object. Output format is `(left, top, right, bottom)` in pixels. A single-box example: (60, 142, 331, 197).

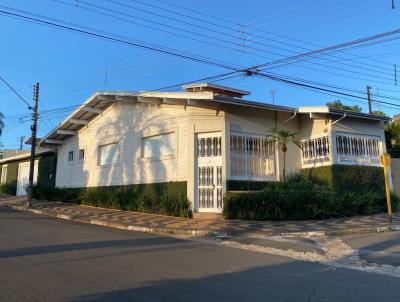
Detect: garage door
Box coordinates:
(16, 161, 38, 196)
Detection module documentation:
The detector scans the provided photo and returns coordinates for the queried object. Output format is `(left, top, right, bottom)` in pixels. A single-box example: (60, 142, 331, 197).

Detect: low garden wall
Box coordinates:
(33, 181, 192, 218)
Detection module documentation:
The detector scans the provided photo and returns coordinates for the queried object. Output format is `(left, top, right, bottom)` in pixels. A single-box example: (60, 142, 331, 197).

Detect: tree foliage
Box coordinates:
(326, 100, 362, 113)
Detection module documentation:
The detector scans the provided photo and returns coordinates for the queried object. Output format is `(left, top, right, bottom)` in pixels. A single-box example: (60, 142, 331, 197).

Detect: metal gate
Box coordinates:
(196, 132, 223, 213)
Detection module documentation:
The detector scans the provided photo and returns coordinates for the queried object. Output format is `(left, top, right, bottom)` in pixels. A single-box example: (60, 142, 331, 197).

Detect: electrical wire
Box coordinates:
(0, 74, 33, 109)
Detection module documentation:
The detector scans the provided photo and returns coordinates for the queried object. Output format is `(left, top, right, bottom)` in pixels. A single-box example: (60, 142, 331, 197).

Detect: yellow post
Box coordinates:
(381, 152, 393, 224)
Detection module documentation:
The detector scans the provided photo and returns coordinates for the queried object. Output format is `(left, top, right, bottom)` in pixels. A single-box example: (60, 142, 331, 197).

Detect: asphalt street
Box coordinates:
(341, 231, 400, 266)
(1, 207, 400, 302)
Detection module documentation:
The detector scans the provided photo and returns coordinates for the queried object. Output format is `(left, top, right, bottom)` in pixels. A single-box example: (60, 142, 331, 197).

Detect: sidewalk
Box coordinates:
(1, 194, 399, 237)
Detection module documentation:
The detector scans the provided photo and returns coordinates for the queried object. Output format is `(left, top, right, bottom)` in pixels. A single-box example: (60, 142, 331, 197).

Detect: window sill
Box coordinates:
(139, 154, 177, 162)
(98, 162, 120, 168)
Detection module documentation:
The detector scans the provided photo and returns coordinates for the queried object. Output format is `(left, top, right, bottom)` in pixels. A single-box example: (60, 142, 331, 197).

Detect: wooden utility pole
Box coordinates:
(367, 85, 372, 114)
(27, 83, 39, 207)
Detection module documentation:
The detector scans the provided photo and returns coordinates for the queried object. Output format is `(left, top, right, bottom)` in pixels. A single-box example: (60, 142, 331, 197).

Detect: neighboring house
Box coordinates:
(37, 83, 389, 213)
(0, 149, 29, 159)
(0, 150, 56, 196)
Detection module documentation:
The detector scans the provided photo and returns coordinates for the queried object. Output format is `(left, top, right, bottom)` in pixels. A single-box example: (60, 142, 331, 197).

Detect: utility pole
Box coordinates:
(27, 82, 39, 207)
(367, 85, 372, 114)
(19, 136, 25, 150)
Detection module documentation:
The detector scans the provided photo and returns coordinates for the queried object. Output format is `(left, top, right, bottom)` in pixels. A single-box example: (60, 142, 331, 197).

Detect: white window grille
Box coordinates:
(301, 136, 330, 166)
(335, 134, 381, 166)
(142, 132, 175, 158)
(197, 136, 222, 157)
(98, 143, 119, 165)
(1, 165, 7, 184)
(230, 134, 275, 180)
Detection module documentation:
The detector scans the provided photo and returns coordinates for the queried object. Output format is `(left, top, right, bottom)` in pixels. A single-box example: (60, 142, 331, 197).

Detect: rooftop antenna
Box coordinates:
(104, 68, 108, 87)
(270, 88, 277, 104)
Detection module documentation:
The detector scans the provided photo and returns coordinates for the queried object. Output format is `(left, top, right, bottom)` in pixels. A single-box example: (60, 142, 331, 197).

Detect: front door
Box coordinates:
(196, 132, 223, 213)
(16, 161, 38, 196)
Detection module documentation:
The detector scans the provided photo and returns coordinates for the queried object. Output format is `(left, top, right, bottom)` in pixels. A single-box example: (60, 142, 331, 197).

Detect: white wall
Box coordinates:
(56, 102, 188, 188)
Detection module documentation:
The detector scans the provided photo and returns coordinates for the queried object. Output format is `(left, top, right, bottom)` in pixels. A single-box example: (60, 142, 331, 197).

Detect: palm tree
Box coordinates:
(268, 128, 302, 179)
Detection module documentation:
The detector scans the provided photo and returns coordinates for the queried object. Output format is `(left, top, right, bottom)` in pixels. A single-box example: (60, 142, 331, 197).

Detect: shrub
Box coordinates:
(301, 165, 385, 193)
(223, 175, 399, 221)
(0, 183, 17, 195)
(33, 182, 192, 218)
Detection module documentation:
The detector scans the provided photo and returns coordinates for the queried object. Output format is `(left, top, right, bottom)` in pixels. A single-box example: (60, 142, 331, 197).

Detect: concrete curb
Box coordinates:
(7, 205, 214, 237)
(7, 204, 400, 239)
(278, 225, 400, 238)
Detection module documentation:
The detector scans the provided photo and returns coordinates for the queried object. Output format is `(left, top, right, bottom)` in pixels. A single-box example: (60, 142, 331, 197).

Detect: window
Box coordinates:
(1, 165, 7, 184)
(302, 136, 330, 159)
(79, 149, 85, 160)
(142, 132, 175, 158)
(230, 134, 275, 179)
(67, 151, 74, 162)
(197, 136, 222, 157)
(335, 134, 381, 166)
(98, 143, 119, 165)
(336, 135, 380, 157)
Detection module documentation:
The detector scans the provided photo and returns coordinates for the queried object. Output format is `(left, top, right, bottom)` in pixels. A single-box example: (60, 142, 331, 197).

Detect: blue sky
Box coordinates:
(0, 0, 399, 149)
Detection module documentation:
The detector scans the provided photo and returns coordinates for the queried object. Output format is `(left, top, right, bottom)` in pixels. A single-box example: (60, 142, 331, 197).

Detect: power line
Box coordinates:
(0, 74, 32, 109)
(143, 0, 394, 69)
(99, 0, 395, 76)
(46, 0, 399, 92)
(0, 5, 242, 72)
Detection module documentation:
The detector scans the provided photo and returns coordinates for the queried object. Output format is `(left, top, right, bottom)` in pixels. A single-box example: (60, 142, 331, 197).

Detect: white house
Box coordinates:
(39, 83, 389, 213)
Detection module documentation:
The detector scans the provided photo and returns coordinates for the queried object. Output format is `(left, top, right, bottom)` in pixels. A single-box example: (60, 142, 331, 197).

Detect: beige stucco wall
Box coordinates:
(225, 107, 303, 178)
(298, 114, 333, 167)
(56, 102, 189, 188)
(55, 102, 226, 210)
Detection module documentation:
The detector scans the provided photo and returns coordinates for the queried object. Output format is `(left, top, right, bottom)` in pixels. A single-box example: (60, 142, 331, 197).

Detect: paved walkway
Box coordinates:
(1, 194, 399, 237)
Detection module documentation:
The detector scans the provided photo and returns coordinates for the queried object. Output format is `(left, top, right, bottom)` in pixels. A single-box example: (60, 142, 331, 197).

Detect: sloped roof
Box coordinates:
(298, 106, 390, 121)
(39, 87, 389, 147)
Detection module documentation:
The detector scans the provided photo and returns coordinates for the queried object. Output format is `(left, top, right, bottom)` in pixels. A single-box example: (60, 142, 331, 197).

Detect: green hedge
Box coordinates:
(0, 161, 19, 195)
(301, 165, 385, 193)
(33, 182, 192, 218)
(223, 176, 399, 221)
(227, 180, 274, 191)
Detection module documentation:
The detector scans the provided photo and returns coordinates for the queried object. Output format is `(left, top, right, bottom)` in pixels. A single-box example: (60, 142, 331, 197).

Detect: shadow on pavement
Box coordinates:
(0, 236, 189, 259)
(70, 262, 400, 302)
